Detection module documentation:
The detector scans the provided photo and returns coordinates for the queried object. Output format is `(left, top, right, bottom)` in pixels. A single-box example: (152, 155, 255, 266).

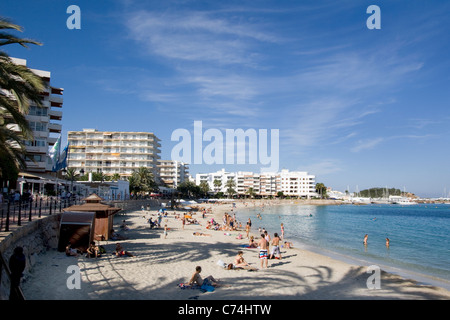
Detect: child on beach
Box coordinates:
(115, 243, 134, 257)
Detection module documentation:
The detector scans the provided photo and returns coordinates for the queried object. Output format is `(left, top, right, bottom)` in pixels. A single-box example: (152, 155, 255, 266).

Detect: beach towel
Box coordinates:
(178, 282, 214, 293)
(201, 278, 215, 292)
(178, 283, 201, 290)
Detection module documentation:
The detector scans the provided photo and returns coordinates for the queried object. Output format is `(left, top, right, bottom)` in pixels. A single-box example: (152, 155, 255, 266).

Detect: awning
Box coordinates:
(61, 211, 95, 225)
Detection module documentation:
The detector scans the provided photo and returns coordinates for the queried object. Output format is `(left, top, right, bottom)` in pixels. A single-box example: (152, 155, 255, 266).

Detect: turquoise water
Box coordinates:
(236, 203, 450, 284)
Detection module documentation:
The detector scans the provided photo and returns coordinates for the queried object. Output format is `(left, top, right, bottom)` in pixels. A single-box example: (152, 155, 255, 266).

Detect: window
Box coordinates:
(28, 122, 47, 132)
(28, 105, 48, 116)
(23, 140, 46, 147)
(25, 154, 43, 162)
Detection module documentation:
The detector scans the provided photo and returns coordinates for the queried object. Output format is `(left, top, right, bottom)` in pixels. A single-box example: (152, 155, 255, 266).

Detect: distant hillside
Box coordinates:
(358, 188, 416, 198)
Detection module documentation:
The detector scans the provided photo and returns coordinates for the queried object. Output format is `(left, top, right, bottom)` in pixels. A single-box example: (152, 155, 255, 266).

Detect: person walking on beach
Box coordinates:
(258, 234, 269, 269)
(164, 224, 168, 239)
(264, 230, 271, 253)
(245, 222, 250, 239)
(270, 233, 282, 260)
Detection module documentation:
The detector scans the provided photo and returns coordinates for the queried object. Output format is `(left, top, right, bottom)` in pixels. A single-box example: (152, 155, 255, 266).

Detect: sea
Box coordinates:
(235, 202, 450, 289)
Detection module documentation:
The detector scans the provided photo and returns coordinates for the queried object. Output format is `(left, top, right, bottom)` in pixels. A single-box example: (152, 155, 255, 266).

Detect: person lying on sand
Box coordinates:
(193, 232, 211, 236)
(65, 242, 79, 257)
(115, 243, 134, 257)
(110, 229, 127, 240)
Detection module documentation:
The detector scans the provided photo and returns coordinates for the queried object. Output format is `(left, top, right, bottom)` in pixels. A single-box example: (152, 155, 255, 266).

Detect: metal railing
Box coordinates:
(0, 197, 83, 233)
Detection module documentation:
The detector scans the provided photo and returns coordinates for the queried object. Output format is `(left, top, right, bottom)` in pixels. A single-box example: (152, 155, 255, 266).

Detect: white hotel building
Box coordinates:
(196, 169, 316, 198)
(9, 58, 64, 173)
(67, 129, 161, 179)
(157, 160, 189, 189)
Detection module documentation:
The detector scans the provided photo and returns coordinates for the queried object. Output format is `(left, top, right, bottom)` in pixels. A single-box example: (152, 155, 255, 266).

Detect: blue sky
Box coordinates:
(1, 0, 449, 197)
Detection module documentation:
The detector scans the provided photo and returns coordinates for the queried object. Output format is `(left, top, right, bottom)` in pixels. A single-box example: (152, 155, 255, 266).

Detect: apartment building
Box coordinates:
(278, 169, 316, 197)
(10, 58, 63, 173)
(67, 129, 161, 179)
(157, 160, 189, 188)
(196, 169, 316, 198)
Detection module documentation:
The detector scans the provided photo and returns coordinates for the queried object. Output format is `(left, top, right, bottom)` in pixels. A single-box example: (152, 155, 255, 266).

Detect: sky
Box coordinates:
(1, 0, 449, 198)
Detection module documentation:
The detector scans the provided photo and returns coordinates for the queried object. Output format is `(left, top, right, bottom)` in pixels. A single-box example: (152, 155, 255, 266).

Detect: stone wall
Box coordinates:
(0, 214, 61, 300)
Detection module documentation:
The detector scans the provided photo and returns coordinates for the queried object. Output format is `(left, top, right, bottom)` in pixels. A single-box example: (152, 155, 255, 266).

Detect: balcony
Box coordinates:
(26, 114, 49, 123)
(48, 109, 62, 120)
(25, 160, 47, 172)
(48, 122, 62, 133)
(33, 130, 49, 139)
(48, 136, 58, 145)
(51, 87, 64, 95)
(50, 95, 63, 107)
(25, 145, 48, 154)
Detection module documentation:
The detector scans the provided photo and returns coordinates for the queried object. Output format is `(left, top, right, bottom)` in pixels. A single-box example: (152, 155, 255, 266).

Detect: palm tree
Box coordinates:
(64, 167, 78, 192)
(0, 123, 25, 179)
(111, 173, 121, 181)
(315, 182, 327, 199)
(0, 18, 44, 179)
(128, 167, 157, 195)
(225, 178, 236, 199)
(213, 179, 222, 193)
(246, 187, 256, 199)
(199, 180, 210, 198)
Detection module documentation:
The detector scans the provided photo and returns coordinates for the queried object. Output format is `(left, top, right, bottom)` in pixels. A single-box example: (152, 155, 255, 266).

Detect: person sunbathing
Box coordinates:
(65, 242, 79, 257)
(233, 251, 257, 270)
(115, 243, 134, 257)
(193, 232, 211, 236)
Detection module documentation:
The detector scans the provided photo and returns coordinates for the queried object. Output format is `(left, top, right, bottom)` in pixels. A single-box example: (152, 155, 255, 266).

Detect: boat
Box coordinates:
(390, 196, 418, 205)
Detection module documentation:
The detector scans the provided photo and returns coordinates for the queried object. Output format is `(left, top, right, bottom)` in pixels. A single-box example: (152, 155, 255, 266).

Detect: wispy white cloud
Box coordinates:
(124, 9, 278, 66)
(350, 137, 384, 153)
(302, 159, 344, 176)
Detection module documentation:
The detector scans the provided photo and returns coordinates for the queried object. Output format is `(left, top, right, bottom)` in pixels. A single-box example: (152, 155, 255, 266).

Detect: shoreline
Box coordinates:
(20, 199, 450, 300)
(232, 199, 450, 290)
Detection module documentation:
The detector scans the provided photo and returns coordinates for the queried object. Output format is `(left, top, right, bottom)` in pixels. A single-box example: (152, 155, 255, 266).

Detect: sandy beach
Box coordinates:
(21, 200, 450, 300)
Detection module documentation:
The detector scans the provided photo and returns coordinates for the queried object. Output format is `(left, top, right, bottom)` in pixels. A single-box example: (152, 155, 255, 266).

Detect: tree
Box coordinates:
(111, 173, 121, 181)
(213, 179, 222, 193)
(315, 183, 327, 199)
(128, 167, 158, 195)
(64, 167, 78, 192)
(199, 180, 210, 198)
(91, 171, 107, 182)
(177, 181, 200, 199)
(0, 18, 44, 179)
(225, 178, 236, 198)
(246, 187, 256, 199)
